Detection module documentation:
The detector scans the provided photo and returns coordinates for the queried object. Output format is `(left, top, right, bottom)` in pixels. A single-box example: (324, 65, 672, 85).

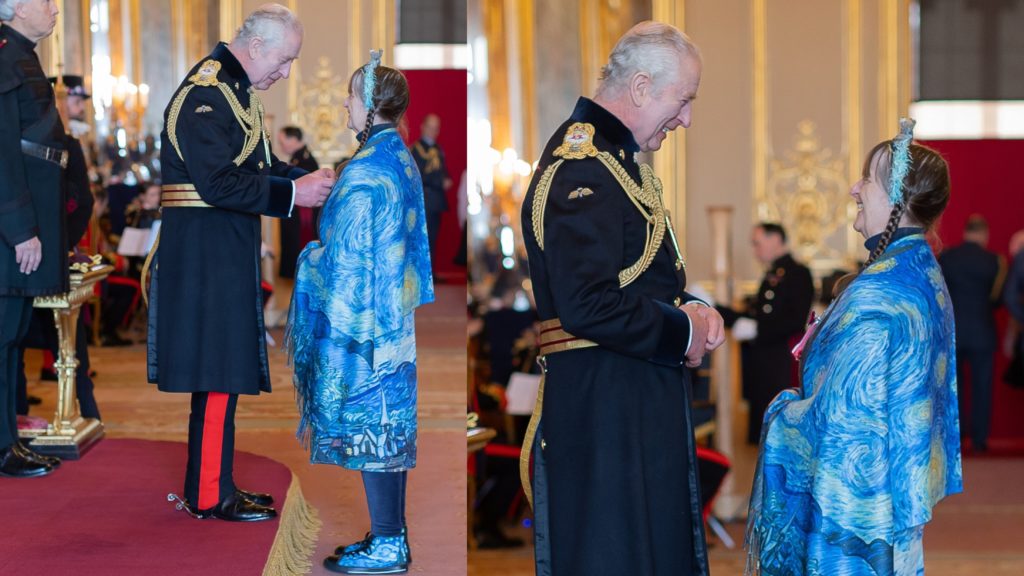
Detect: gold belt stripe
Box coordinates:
(520, 319, 598, 508)
(160, 184, 212, 208)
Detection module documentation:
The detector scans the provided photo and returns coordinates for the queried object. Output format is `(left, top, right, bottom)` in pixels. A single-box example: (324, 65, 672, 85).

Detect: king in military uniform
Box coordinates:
(149, 4, 332, 521)
(0, 0, 66, 478)
(520, 22, 724, 576)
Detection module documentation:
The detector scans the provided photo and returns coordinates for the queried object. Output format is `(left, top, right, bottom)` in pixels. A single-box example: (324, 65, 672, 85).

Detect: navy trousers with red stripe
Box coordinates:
(185, 392, 238, 510)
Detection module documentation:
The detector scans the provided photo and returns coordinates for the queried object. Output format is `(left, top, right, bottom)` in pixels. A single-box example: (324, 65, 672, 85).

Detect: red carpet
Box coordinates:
(0, 438, 316, 575)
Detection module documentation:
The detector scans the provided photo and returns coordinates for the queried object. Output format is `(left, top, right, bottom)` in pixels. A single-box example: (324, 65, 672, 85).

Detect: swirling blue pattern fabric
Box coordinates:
(286, 127, 434, 471)
(747, 234, 962, 575)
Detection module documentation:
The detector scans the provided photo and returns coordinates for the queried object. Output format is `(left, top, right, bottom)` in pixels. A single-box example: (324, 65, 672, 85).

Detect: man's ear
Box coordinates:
(629, 72, 652, 108)
(249, 36, 265, 60)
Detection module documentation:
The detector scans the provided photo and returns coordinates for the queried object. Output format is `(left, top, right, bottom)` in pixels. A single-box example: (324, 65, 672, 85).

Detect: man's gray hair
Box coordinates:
(0, 0, 26, 22)
(596, 21, 701, 97)
(233, 3, 302, 47)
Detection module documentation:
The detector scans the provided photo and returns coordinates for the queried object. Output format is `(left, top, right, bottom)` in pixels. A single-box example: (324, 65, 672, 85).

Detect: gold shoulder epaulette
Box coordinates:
(532, 148, 674, 288)
(188, 59, 221, 87)
(553, 122, 599, 160)
(167, 61, 267, 167)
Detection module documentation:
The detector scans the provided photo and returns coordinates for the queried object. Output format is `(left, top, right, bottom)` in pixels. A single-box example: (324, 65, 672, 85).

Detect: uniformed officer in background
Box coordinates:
(520, 21, 724, 576)
(717, 222, 814, 444)
(16, 74, 98, 420)
(0, 0, 66, 478)
(149, 3, 333, 521)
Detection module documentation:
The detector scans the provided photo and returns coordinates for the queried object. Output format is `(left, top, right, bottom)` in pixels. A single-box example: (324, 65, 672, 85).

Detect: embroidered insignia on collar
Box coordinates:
(567, 187, 594, 200)
(553, 122, 599, 160)
(0, 39, 7, 49)
(195, 105, 213, 113)
(188, 60, 221, 87)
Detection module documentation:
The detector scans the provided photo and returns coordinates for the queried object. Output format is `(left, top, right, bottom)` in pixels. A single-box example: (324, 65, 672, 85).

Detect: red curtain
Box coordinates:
(921, 139, 1024, 441)
(402, 69, 467, 283)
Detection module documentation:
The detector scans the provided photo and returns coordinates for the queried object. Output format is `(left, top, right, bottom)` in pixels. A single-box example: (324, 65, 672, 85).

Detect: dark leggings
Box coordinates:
(361, 470, 408, 537)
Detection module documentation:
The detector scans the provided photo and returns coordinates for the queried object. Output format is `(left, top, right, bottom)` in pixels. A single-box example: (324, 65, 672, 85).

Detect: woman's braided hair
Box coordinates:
(860, 141, 951, 268)
(348, 64, 410, 159)
(832, 138, 950, 298)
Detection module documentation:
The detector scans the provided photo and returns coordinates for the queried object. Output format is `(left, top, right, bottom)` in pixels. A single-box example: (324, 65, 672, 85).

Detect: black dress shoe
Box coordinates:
(237, 488, 274, 506)
(14, 443, 61, 468)
(207, 491, 277, 522)
(0, 445, 54, 478)
(27, 395, 43, 405)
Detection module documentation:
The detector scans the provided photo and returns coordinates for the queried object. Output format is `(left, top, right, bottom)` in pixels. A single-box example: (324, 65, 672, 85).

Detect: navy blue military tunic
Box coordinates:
(147, 44, 305, 395)
(521, 98, 709, 576)
(0, 25, 67, 297)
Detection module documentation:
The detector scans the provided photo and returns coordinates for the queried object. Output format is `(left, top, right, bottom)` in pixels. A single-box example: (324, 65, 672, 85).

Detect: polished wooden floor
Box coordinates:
(25, 284, 467, 576)
(468, 405, 1024, 576)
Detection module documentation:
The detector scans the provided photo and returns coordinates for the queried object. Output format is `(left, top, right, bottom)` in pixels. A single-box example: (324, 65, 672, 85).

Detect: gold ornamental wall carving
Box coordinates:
(763, 121, 849, 266)
(294, 57, 352, 166)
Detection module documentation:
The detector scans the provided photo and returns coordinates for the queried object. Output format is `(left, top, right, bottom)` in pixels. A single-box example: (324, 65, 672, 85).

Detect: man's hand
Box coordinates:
(15, 236, 42, 275)
(699, 305, 726, 352)
(293, 170, 334, 208)
(680, 303, 709, 368)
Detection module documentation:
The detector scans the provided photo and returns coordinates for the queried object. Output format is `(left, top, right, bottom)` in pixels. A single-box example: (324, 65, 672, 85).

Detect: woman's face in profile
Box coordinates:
(850, 151, 893, 240)
(344, 74, 369, 133)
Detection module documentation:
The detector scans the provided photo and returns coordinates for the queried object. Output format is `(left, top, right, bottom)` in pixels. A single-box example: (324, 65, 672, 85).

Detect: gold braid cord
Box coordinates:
(166, 64, 265, 167)
(530, 159, 565, 250)
(530, 152, 666, 287)
(166, 85, 195, 162)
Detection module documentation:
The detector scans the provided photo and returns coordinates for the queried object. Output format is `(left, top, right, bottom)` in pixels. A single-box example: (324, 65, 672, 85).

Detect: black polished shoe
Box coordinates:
(207, 491, 277, 522)
(237, 488, 274, 507)
(14, 442, 61, 468)
(0, 445, 54, 478)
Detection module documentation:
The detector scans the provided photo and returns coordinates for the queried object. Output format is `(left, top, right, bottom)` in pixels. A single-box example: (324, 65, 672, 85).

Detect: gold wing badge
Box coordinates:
(553, 122, 599, 160)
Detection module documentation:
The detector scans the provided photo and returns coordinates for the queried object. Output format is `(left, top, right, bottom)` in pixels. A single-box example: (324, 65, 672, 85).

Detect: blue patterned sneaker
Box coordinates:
(334, 532, 373, 556)
(323, 534, 409, 574)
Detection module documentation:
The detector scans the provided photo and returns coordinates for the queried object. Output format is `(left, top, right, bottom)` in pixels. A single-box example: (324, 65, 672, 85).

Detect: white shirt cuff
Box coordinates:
(288, 181, 296, 217)
(683, 310, 693, 357)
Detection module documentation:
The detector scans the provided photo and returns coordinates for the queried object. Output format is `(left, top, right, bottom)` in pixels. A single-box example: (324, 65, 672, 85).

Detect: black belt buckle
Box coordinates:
(21, 139, 68, 169)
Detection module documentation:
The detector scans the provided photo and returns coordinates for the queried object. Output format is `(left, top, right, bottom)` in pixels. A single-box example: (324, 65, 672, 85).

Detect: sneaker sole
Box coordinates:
(323, 562, 409, 575)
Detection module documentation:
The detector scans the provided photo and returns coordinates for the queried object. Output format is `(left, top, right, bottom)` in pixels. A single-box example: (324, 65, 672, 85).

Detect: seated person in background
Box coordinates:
(123, 182, 162, 280)
(84, 189, 139, 347)
(125, 182, 162, 229)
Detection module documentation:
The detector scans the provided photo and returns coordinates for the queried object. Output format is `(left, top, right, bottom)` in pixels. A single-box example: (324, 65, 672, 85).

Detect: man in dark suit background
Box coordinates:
(939, 215, 1006, 452)
(411, 113, 451, 266)
(275, 125, 320, 278)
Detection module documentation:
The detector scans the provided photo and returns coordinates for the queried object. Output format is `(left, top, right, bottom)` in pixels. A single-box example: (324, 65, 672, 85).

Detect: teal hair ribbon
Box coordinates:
(362, 49, 383, 110)
(888, 117, 916, 205)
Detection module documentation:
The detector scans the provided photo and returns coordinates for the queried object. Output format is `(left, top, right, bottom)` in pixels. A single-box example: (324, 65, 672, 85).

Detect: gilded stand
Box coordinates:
(19, 263, 114, 459)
